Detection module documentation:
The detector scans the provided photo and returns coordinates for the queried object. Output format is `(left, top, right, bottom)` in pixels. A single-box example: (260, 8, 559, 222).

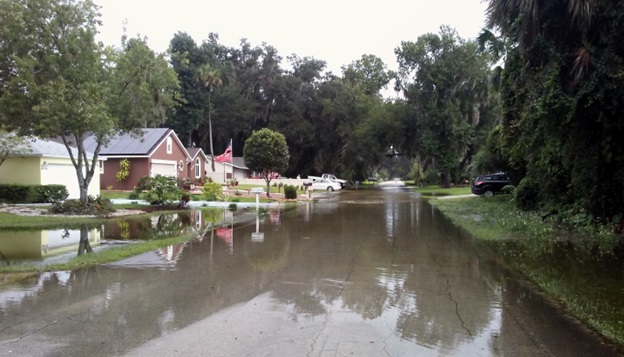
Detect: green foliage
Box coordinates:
(486, 0, 624, 223)
(202, 181, 224, 201)
(136, 175, 184, 205)
(0, 184, 67, 203)
(243, 128, 289, 195)
(0, 131, 31, 166)
(284, 185, 297, 199)
(395, 26, 498, 186)
(228, 203, 237, 211)
(49, 196, 115, 216)
(0, 0, 179, 204)
(37, 185, 69, 203)
(115, 159, 130, 182)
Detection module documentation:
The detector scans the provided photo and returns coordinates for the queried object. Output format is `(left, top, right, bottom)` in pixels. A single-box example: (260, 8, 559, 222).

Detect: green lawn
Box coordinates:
(413, 185, 472, 196)
(429, 194, 624, 347)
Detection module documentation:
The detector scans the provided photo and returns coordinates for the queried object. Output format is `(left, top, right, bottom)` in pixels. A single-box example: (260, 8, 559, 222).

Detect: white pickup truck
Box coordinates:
(308, 173, 347, 188)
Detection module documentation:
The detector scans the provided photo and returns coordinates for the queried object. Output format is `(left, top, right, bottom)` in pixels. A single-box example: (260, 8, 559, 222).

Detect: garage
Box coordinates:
(44, 163, 81, 199)
(150, 159, 177, 178)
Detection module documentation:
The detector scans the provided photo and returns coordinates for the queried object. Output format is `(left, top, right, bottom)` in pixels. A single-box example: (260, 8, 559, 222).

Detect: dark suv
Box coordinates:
(471, 172, 510, 196)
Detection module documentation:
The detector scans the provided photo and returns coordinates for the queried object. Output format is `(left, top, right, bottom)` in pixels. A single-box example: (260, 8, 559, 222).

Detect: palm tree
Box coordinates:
(485, 0, 594, 85)
(197, 64, 223, 172)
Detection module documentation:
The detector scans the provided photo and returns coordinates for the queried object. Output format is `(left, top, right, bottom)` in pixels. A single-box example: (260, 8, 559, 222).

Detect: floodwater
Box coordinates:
(0, 189, 620, 356)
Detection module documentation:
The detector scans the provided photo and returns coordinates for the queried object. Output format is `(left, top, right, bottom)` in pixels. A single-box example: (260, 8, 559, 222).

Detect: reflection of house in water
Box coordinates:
(0, 229, 100, 265)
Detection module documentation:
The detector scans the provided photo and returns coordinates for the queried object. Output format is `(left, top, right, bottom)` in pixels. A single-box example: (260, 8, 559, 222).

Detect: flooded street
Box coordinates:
(0, 189, 619, 356)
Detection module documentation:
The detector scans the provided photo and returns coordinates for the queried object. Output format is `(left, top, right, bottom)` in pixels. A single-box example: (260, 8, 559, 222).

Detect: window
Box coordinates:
(195, 158, 201, 178)
(178, 160, 184, 172)
(99, 160, 104, 174)
(166, 137, 172, 154)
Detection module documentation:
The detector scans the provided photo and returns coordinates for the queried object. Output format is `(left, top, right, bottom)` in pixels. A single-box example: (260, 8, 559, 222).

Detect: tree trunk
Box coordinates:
(265, 178, 271, 197)
(208, 93, 216, 172)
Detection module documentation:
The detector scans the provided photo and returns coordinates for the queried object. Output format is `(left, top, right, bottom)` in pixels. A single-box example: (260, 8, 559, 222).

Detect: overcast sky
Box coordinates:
(95, 0, 488, 75)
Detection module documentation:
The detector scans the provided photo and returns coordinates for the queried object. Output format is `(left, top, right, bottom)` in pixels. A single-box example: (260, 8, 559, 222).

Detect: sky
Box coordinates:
(95, 0, 489, 76)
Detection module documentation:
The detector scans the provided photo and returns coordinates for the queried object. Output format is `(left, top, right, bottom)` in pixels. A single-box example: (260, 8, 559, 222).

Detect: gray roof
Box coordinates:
(186, 147, 205, 160)
(231, 157, 248, 170)
(12, 137, 93, 159)
(83, 128, 170, 156)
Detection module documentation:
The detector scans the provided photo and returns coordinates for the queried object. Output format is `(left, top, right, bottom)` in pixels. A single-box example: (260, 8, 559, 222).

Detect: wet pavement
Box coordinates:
(0, 188, 620, 356)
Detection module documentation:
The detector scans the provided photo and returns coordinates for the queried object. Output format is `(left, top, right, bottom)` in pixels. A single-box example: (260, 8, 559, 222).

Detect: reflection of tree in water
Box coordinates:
(393, 250, 497, 348)
(77, 226, 93, 256)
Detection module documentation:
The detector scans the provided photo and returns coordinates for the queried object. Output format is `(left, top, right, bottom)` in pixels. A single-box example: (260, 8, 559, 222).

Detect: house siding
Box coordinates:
(101, 158, 151, 191)
(0, 156, 100, 199)
(150, 134, 188, 181)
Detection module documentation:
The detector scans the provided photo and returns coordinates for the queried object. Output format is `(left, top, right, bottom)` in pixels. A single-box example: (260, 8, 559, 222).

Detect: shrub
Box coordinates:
(228, 203, 238, 211)
(203, 181, 224, 201)
(515, 178, 539, 211)
(37, 184, 69, 203)
(116, 159, 130, 182)
(49, 195, 115, 216)
(139, 175, 184, 205)
(0, 184, 67, 203)
(284, 185, 297, 199)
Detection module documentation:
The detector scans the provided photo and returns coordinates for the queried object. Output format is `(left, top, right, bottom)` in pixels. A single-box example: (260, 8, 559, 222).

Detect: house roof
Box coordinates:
(83, 128, 189, 158)
(11, 137, 101, 160)
(186, 147, 207, 160)
(231, 157, 248, 169)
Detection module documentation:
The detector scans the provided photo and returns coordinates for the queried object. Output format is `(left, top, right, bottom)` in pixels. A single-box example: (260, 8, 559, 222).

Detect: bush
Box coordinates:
(515, 178, 539, 211)
(49, 195, 115, 216)
(228, 203, 238, 211)
(203, 181, 223, 201)
(138, 175, 184, 206)
(284, 185, 297, 199)
(37, 184, 69, 203)
(0, 184, 68, 203)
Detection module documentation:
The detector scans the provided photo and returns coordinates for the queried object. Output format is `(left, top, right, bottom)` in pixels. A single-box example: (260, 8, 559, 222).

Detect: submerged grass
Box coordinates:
(430, 194, 624, 347)
(0, 234, 193, 273)
(413, 185, 472, 196)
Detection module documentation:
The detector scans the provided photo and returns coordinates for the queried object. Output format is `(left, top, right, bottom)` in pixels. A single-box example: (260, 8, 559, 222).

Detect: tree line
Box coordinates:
(1, 0, 622, 229)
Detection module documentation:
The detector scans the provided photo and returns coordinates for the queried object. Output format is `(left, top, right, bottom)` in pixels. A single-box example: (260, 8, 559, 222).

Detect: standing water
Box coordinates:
(0, 189, 620, 356)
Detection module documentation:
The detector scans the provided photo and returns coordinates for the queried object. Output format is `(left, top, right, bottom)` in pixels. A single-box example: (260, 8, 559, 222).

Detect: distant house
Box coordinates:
(204, 156, 252, 183)
(0, 137, 103, 199)
(83, 128, 195, 190)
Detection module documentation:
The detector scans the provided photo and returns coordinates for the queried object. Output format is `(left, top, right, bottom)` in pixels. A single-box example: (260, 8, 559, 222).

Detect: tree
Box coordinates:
(243, 128, 289, 196)
(395, 26, 496, 187)
(0, 130, 31, 167)
(0, 0, 178, 206)
(485, 0, 624, 223)
(197, 64, 223, 172)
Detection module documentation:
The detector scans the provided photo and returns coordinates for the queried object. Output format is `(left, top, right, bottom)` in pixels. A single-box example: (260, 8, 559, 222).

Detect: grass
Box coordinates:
(0, 233, 193, 273)
(413, 185, 472, 196)
(0, 211, 116, 230)
(429, 194, 624, 347)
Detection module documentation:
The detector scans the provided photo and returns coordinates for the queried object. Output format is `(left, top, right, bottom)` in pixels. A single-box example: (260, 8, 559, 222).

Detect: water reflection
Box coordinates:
(0, 227, 100, 266)
(0, 191, 620, 356)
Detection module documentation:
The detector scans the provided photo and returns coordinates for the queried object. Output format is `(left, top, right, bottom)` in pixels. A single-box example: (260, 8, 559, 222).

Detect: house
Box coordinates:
(0, 137, 103, 199)
(204, 156, 252, 183)
(84, 128, 197, 190)
(186, 147, 208, 185)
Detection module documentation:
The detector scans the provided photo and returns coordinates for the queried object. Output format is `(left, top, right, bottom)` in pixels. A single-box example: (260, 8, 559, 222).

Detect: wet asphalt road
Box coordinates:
(0, 188, 620, 356)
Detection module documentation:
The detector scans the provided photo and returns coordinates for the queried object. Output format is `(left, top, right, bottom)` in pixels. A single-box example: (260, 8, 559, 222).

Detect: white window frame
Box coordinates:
(166, 137, 172, 154)
(99, 160, 104, 174)
(195, 158, 201, 178)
